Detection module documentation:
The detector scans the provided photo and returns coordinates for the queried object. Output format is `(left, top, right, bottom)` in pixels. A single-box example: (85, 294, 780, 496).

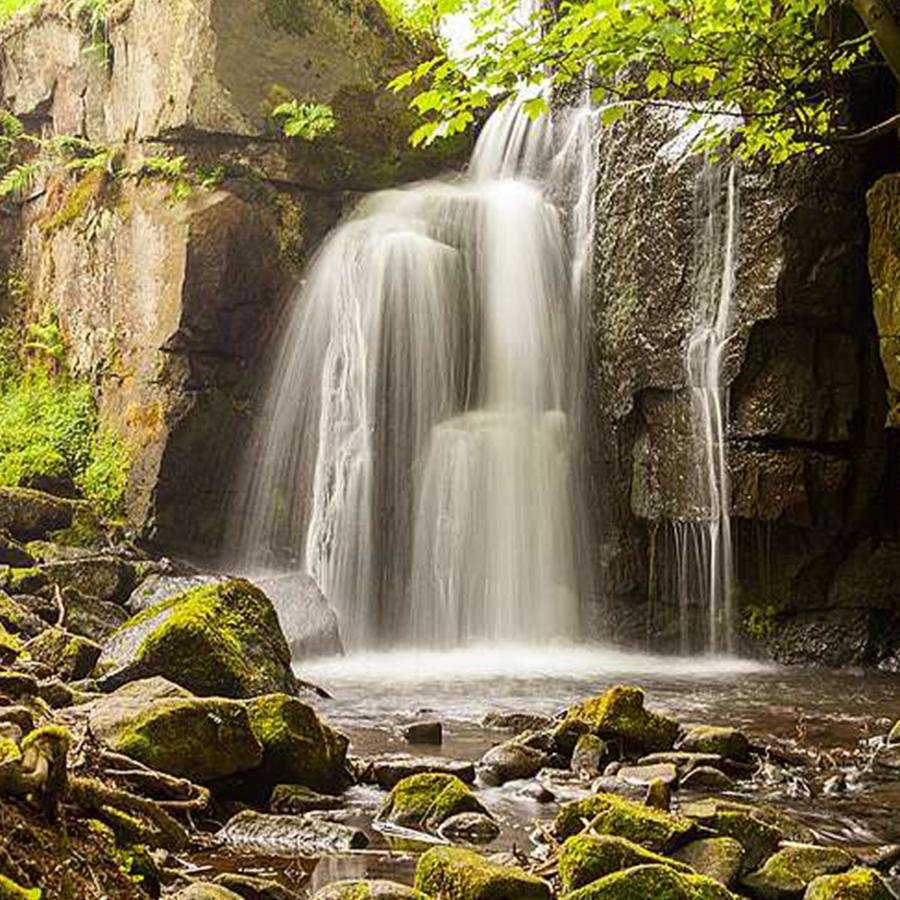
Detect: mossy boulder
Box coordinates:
(415, 846, 551, 899)
(0, 591, 45, 638)
(673, 838, 745, 887)
(677, 727, 750, 762)
(0, 532, 35, 567)
(0, 487, 73, 541)
(559, 834, 694, 893)
(269, 783, 344, 813)
(378, 772, 489, 831)
(27, 626, 102, 680)
(40, 556, 133, 603)
(477, 734, 549, 786)
(89, 677, 263, 782)
(97, 579, 298, 698)
(742, 845, 854, 899)
(62, 588, 129, 642)
(561, 864, 738, 900)
(554, 685, 678, 755)
(312, 880, 429, 899)
(5, 567, 49, 594)
(245, 693, 349, 793)
(554, 793, 696, 851)
(804, 868, 895, 900)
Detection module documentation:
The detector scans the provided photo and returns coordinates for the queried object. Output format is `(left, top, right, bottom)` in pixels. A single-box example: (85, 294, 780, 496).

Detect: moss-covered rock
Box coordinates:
(89, 677, 263, 782)
(554, 793, 696, 850)
(804, 868, 894, 900)
(561, 864, 738, 900)
(559, 834, 694, 893)
(27, 626, 102, 680)
(97, 579, 297, 698)
(677, 727, 750, 762)
(0, 591, 46, 638)
(477, 734, 549, 786)
(742, 844, 854, 899)
(269, 783, 344, 814)
(672, 838, 745, 887)
(0, 532, 35, 567)
(6, 567, 48, 594)
(245, 693, 349, 793)
(415, 846, 551, 899)
(40, 556, 133, 603)
(378, 772, 488, 831)
(0, 487, 73, 541)
(172, 884, 244, 899)
(0, 622, 22, 663)
(312, 879, 429, 899)
(554, 685, 678, 754)
(62, 588, 129, 642)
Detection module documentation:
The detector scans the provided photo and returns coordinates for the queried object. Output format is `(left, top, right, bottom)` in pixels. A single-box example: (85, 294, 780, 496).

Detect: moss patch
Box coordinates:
(378, 772, 487, 830)
(414, 846, 551, 900)
(742, 844, 854, 897)
(561, 863, 738, 900)
(805, 867, 895, 900)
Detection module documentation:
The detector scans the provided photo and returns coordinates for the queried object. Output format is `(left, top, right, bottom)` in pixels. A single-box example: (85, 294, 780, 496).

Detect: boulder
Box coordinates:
(572, 734, 607, 777)
(682, 803, 782, 873)
(358, 753, 475, 789)
(377, 772, 488, 831)
(88, 677, 262, 782)
(674, 838, 746, 887)
(0, 592, 46, 638)
(126, 573, 224, 613)
(212, 873, 296, 900)
(554, 792, 696, 850)
(0, 533, 35, 567)
(617, 762, 678, 787)
(437, 811, 501, 844)
(677, 727, 751, 762)
(39, 557, 133, 604)
(742, 844, 853, 899)
(174, 885, 244, 900)
(62, 589, 129, 642)
(558, 834, 694, 893)
(478, 735, 549, 786)
(681, 767, 736, 792)
(245, 693, 349, 793)
(403, 721, 442, 745)
(217, 810, 367, 855)
(0, 488, 72, 541)
(560, 863, 738, 899)
(805, 868, 895, 900)
(97, 579, 298, 698)
(553, 685, 678, 755)
(312, 881, 428, 899)
(27, 627, 102, 681)
(414, 846, 552, 900)
(269, 784, 344, 814)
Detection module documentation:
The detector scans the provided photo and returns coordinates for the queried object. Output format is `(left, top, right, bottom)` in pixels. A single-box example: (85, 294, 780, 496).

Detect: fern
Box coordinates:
(0, 162, 38, 199)
(272, 101, 336, 141)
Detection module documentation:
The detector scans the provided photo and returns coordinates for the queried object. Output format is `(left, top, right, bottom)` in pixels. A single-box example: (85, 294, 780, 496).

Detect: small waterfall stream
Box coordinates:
(228, 103, 600, 651)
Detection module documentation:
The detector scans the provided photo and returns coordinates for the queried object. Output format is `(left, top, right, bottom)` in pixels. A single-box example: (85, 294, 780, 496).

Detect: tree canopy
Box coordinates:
(389, 0, 900, 162)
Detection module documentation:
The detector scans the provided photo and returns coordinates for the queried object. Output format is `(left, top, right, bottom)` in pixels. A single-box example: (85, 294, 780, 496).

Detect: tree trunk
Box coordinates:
(851, 0, 900, 83)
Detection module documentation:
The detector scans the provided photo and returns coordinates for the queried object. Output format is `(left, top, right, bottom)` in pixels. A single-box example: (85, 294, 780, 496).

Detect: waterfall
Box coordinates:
(227, 102, 600, 651)
(682, 162, 739, 654)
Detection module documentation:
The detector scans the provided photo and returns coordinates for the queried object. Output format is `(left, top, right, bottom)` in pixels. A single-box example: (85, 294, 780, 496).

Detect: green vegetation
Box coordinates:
(388, 0, 900, 163)
(414, 846, 551, 900)
(0, 0, 38, 23)
(271, 100, 337, 141)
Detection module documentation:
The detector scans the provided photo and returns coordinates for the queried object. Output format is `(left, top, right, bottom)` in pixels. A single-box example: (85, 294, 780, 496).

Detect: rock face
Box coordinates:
(0, 0, 463, 552)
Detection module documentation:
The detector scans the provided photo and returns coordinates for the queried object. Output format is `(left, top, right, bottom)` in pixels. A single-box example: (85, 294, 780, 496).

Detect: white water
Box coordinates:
(228, 103, 600, 650)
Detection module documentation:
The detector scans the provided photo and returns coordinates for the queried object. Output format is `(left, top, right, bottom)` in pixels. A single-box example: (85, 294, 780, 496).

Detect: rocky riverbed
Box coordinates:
(0, 484, 899, 899)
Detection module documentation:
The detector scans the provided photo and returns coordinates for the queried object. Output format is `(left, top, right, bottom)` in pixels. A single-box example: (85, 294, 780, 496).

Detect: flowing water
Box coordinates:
(228, 103, 599, 650)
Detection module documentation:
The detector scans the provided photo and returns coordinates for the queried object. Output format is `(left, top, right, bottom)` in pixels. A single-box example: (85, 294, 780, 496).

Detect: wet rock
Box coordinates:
(742, 844, 853, 899)
(217, 810, 368, 855)
(681, 766, 736, 791)
(589, 775, 646, 801)
(97, 579, 298, 698)
(604, 761, 623, 776)
(89, 676, 262, 782)
(677, 726, 751, 762)
(560, 863, 737, 899)
(312, 880, 427, 899)
(558, 834, 693, 893)
(61, 589, 128, 642)
(517, 780, 556, 803)
(804, 867, 895, 899)
(269, 784, 344, 815)
(245, 694, 349, 793)
(358, 753, 475, 789)
(640, 751, 732, 775)
(174, 884, 244, 900)
(0, 488, 73, 541)
(27, 627, 101, 681)
(0, 706, 34, 733)
(10, 592, 56, 624)
(553, 792, 696, 850)
(483, 711, 555, 733)
(212, 873, 297, 900)
(0, 671, 38, 699)
(847, 845, 900, 871)
(681, 801, 782, 872)
(0, 533, 35, 567)
(553, 684, 678, 755)
(37, 677, 81, 708)
(572, 734, 607, 777)
(403, 721, 443, 745)
(126, 573, 223, 613)
(39, 556, 133, 603)
(617, 762, 678, 787)
(377, 772, 488, 831)
(415, 846, 551, 900)
(674, 837, 746, 887)
(438, 812, 501, 844)
(478, 735, 549, 786)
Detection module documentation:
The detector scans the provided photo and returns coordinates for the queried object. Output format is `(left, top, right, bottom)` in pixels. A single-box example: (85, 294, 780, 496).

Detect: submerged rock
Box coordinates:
(558, 834, 693, 893)
(312, 881, 428, 899)
(677, 726, 751, 762)
(673, 838, 746, 887)
(561, 863, 737, 899)
(89, 677, 262, 782)
(217, 810, 367, 855)
(358, 753, 475, 789)
(553, 684, 678, 755)
(377, 772, 488, 831)
(437, 811, 501, 844)
(554, 792, 696, 850)
(804, 867, 895, 899)
(742, 844, 853, 898)
(97, 579, 297, 698)
(478, 735, 549, 786)
(269, 784, 344, 815)
(414, 846, 551, 900)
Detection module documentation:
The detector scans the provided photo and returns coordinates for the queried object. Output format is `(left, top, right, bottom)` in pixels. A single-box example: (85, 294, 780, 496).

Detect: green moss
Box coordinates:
(561, 864, 737, 900)
(39, 169, 109, 236)
(378, 772, 486, 830)
(678, 726, 749, 761)
(559, 835, 694, 893)
(0, 0, 40, 24)
(554, 684, 678, 754)
(414, 846, 551, 900)
(0, 736, 21, 764)
(743, 844, 853, 896)
(704, 811, 781, 872)
(50, 502, 109, 548)
(264, 0, 311, 35)
(0, 622, 21, 661)
(7, 566, 46, 593)
(313, 882, 430, 900)
(273, 192, 306, 270)
(0, 873, 41, 900)
(554, 793, 696, 851)
(805, 867, 894, 900)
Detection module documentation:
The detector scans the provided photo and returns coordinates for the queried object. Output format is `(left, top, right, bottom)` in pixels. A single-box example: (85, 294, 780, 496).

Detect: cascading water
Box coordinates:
(227, 102, 600, 651)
